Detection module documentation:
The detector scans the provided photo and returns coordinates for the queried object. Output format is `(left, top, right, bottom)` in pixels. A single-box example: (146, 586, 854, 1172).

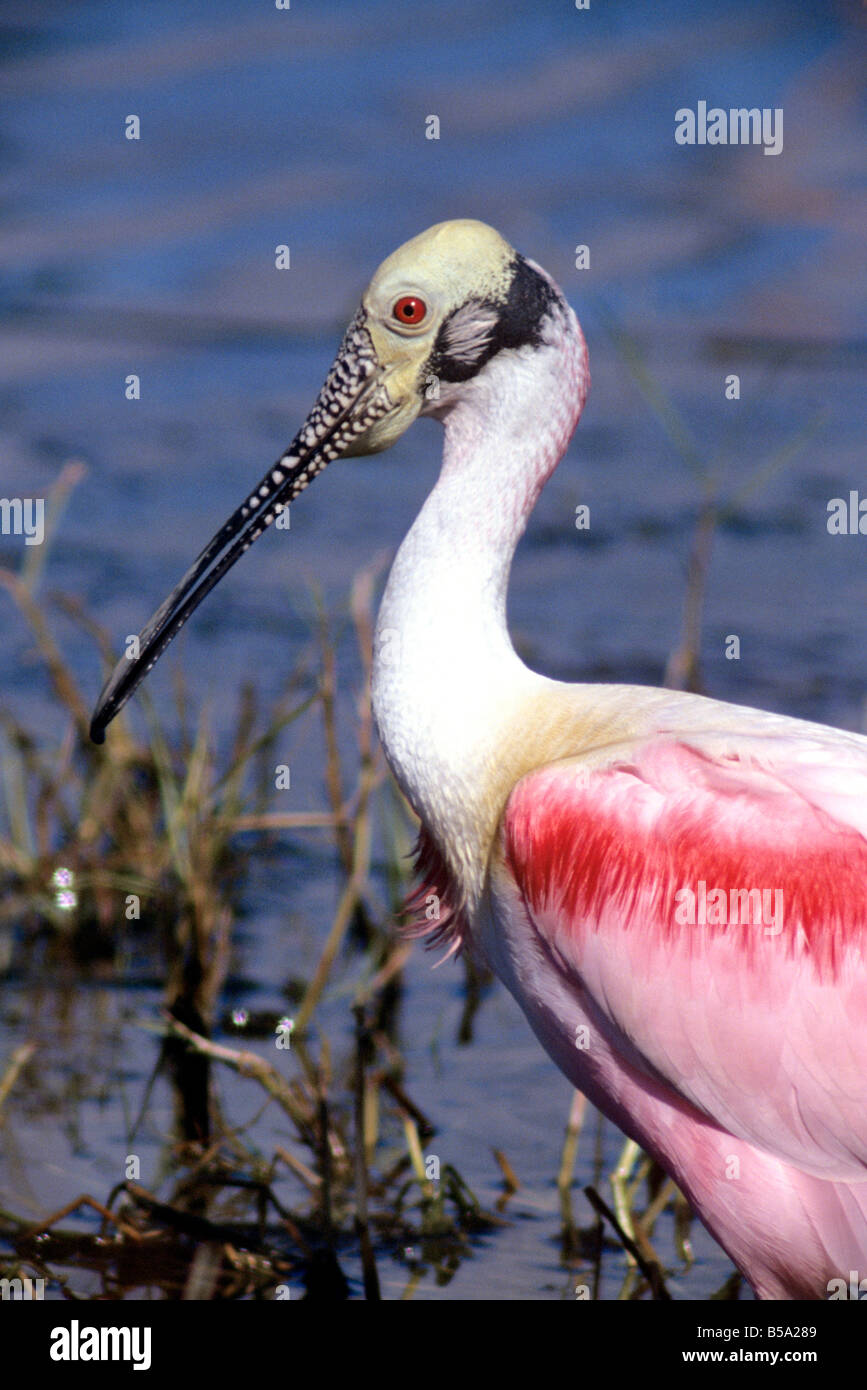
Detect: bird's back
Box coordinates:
(471, 686, 867, 1296)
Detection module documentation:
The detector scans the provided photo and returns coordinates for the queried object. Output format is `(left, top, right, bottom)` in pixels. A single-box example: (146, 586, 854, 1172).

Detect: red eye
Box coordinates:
(392, 295, 427, 326)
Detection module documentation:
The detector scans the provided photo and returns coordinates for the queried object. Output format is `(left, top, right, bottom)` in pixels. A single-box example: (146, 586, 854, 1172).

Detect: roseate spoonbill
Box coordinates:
(91, 220, 867, 1299)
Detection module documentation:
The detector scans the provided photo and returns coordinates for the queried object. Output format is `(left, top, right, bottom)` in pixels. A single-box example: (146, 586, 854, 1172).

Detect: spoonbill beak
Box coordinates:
(90, 309, 399, 743)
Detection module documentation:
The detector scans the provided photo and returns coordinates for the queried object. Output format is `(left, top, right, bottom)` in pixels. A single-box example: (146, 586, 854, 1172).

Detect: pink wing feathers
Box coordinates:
(501, 734, 867, 1180)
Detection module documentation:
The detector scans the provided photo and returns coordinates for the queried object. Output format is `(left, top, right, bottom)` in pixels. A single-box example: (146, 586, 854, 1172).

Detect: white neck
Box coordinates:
(372, 303, 588, 903)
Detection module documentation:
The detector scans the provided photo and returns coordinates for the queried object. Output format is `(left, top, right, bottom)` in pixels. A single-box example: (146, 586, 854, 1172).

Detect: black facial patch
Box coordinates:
(425, 253, 562, 386)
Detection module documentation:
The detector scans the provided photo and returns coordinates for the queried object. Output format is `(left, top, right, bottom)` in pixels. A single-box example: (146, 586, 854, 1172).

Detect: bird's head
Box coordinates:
(351, 218, 564, 449)
(90, 219, 572, 742)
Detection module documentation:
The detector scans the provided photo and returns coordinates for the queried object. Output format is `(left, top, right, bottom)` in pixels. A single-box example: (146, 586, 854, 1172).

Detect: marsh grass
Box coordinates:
(0, 466, 501, 1299)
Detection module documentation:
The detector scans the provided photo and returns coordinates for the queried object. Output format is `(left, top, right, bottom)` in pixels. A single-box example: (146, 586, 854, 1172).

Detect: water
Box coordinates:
(0, 0, 864, 1299)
